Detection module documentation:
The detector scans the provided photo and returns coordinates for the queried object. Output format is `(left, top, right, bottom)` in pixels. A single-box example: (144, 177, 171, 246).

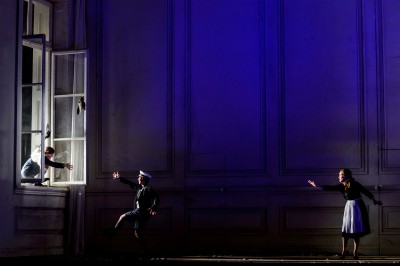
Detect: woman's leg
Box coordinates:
(342, 236, 349, 253)
(353, 238, 360, 259)
(339, 236, 349, 259)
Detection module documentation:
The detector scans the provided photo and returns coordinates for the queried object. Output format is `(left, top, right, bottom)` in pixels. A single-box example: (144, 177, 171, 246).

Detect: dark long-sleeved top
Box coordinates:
(321, 179, 375, 201)
(45, 157, 65, 168)
(119, 177, 160, 212)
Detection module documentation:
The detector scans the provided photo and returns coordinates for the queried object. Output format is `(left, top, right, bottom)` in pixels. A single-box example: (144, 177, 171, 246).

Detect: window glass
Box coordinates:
(54, 97, 73, 138)
(33, 1, 51, 42)
(21, 35, 47, 184)
(54, 54, 86, 95)
(52, 51, 87, 186)
(24, 0, 52, 43)
(53, 141, 71, 182)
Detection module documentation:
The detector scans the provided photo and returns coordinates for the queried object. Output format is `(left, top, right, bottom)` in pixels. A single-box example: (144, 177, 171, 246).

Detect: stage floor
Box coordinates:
(166, 255, 400, 264)
(1, 254, 400, 264)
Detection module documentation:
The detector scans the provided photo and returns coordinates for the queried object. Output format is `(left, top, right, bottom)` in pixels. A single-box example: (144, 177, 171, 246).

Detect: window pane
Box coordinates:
(21, 133, 43, 179)
(54, 55, 74, 94)
(74, 96, 85, 137)
(73, 53, 86, 94)
(22, 86, 42, 132)
(54, 97, 73, 138)
(53, 141, 72, 182)
(53, 97, 85, 138)
(52, 140, 84, 184)
(54, 54, 86, 95)
(22, 43, 44, 85)
(71, 140, 85, 182)
(33, 1, 50, 42)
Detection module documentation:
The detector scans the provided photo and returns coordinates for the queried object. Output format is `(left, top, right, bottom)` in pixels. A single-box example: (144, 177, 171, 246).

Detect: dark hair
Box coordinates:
(44, 146, 55, 154)
(340, 168, 353, 180)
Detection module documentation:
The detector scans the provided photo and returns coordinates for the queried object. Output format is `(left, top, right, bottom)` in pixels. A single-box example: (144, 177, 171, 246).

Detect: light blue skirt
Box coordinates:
(342, 198, 371, 238)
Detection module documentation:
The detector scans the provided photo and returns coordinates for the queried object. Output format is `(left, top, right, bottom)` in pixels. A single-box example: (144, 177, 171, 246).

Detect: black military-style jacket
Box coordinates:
(119, 177, 160, 212)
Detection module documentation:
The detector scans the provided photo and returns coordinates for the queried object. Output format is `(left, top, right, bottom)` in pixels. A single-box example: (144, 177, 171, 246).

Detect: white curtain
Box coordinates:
(66, 0, 86, 256)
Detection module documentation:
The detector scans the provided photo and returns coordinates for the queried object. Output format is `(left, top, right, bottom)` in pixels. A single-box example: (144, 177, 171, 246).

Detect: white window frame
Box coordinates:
(50, 50, 88, 186)
(19, 0, 87, 186)
(20, 34, 49, 185)
(24, 0, 52, 46)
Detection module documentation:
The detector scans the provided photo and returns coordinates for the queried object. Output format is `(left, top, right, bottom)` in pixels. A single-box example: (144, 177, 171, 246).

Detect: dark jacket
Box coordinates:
(119, 177, 160, 213)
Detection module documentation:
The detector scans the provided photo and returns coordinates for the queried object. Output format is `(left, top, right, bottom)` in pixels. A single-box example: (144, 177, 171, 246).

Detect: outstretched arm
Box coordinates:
(112, 171, 139, 189)
(357, 181, 383, 206)
(45, 157, 73, 170)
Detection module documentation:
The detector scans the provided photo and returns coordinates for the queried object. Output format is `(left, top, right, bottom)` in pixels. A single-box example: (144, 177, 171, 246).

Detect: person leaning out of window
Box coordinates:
(21, 146, 73, 184)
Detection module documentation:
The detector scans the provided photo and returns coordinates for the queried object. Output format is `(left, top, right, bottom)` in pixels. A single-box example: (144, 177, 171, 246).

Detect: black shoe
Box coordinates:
(34, 178, 49, 186)
(353, 253, 359, 260)
(338, 250, 349, 260)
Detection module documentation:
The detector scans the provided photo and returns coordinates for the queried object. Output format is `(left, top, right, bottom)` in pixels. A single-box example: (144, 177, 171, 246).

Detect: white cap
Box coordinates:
(139, 170, 152, 179)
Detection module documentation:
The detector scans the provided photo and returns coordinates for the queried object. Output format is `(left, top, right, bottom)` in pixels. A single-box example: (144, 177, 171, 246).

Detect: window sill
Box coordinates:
(15, 183, 69, 196)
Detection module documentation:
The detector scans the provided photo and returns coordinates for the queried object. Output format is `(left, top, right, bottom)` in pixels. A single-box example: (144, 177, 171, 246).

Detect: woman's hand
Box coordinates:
(112, 171, 120, 179)
(308, 179, 317, 187)
(373, 198, 383, 206)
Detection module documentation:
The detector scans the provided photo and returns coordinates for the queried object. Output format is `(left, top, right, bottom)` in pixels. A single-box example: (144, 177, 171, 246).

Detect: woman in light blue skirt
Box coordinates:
(308, 168, 382, 260)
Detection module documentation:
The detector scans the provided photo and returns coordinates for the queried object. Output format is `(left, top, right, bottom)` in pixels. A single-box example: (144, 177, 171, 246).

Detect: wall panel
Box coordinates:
(186, 0, 267, 177)
(280, 0, 366, 174)
(378, 0, 400, 176)
(99, 0, 173, 176)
